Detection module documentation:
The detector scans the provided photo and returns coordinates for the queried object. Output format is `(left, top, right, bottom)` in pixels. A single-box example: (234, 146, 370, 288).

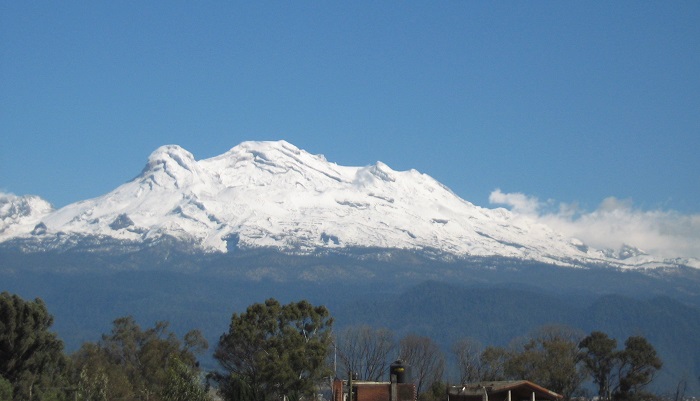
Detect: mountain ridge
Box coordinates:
(1, 140, 697, 270)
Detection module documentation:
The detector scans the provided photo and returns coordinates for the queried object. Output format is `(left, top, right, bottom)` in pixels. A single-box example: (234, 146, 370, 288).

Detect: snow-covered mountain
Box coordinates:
(0, 140, 695, 269)
(0, 193, 54, 236)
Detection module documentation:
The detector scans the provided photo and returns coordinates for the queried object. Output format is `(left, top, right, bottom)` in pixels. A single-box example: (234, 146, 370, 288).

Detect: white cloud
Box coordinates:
(488, 189, 542, 215)
(489, 190, 700, 259)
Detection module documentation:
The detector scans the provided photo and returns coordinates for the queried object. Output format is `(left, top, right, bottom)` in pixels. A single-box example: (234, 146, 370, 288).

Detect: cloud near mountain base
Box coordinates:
(489, 189, 700, 260)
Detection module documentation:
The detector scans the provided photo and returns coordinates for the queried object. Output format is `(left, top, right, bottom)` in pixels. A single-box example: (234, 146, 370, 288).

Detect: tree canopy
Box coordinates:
(579, 331, 618, 400)
(452, 337, 482, 384)
(399, 334, 445, 395)
(615, 336, 663, 400)
(579, 331, 663, 401)
(504, 325, 586, 400)
(0, 291, 67, 401)
(214, 298, 333, 401)
(335, 325, 395, 381)
(71, 316, 209, 401)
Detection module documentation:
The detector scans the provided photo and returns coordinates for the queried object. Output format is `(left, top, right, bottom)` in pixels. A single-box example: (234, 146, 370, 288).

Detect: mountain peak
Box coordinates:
(144, 144, 197, 173)
(202, 140, 345, 189)
(139, 145, 202, 189)
(221, 140, 326, 168)
(235, 139, 301, 153)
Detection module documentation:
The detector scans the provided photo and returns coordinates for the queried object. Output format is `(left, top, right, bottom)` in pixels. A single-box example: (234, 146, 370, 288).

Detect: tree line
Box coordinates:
(1, 292, 668, 401)
(1, 292, 210, 401)
(336, 324, 664, 401)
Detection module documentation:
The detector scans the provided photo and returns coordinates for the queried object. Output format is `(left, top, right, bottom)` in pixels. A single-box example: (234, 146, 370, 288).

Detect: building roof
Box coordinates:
(448, 381, 562, 400)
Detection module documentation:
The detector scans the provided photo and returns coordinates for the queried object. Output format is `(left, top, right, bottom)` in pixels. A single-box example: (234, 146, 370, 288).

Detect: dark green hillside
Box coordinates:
(331, 280, 580, 346)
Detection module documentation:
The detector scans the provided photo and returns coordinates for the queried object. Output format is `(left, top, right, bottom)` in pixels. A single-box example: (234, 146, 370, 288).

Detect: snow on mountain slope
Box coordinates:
(0, 141, 693, 269)
(0, 193, 54, 237)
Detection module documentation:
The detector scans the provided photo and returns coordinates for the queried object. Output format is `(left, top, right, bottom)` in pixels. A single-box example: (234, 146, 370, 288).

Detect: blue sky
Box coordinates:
(2, 2, 699, 257)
